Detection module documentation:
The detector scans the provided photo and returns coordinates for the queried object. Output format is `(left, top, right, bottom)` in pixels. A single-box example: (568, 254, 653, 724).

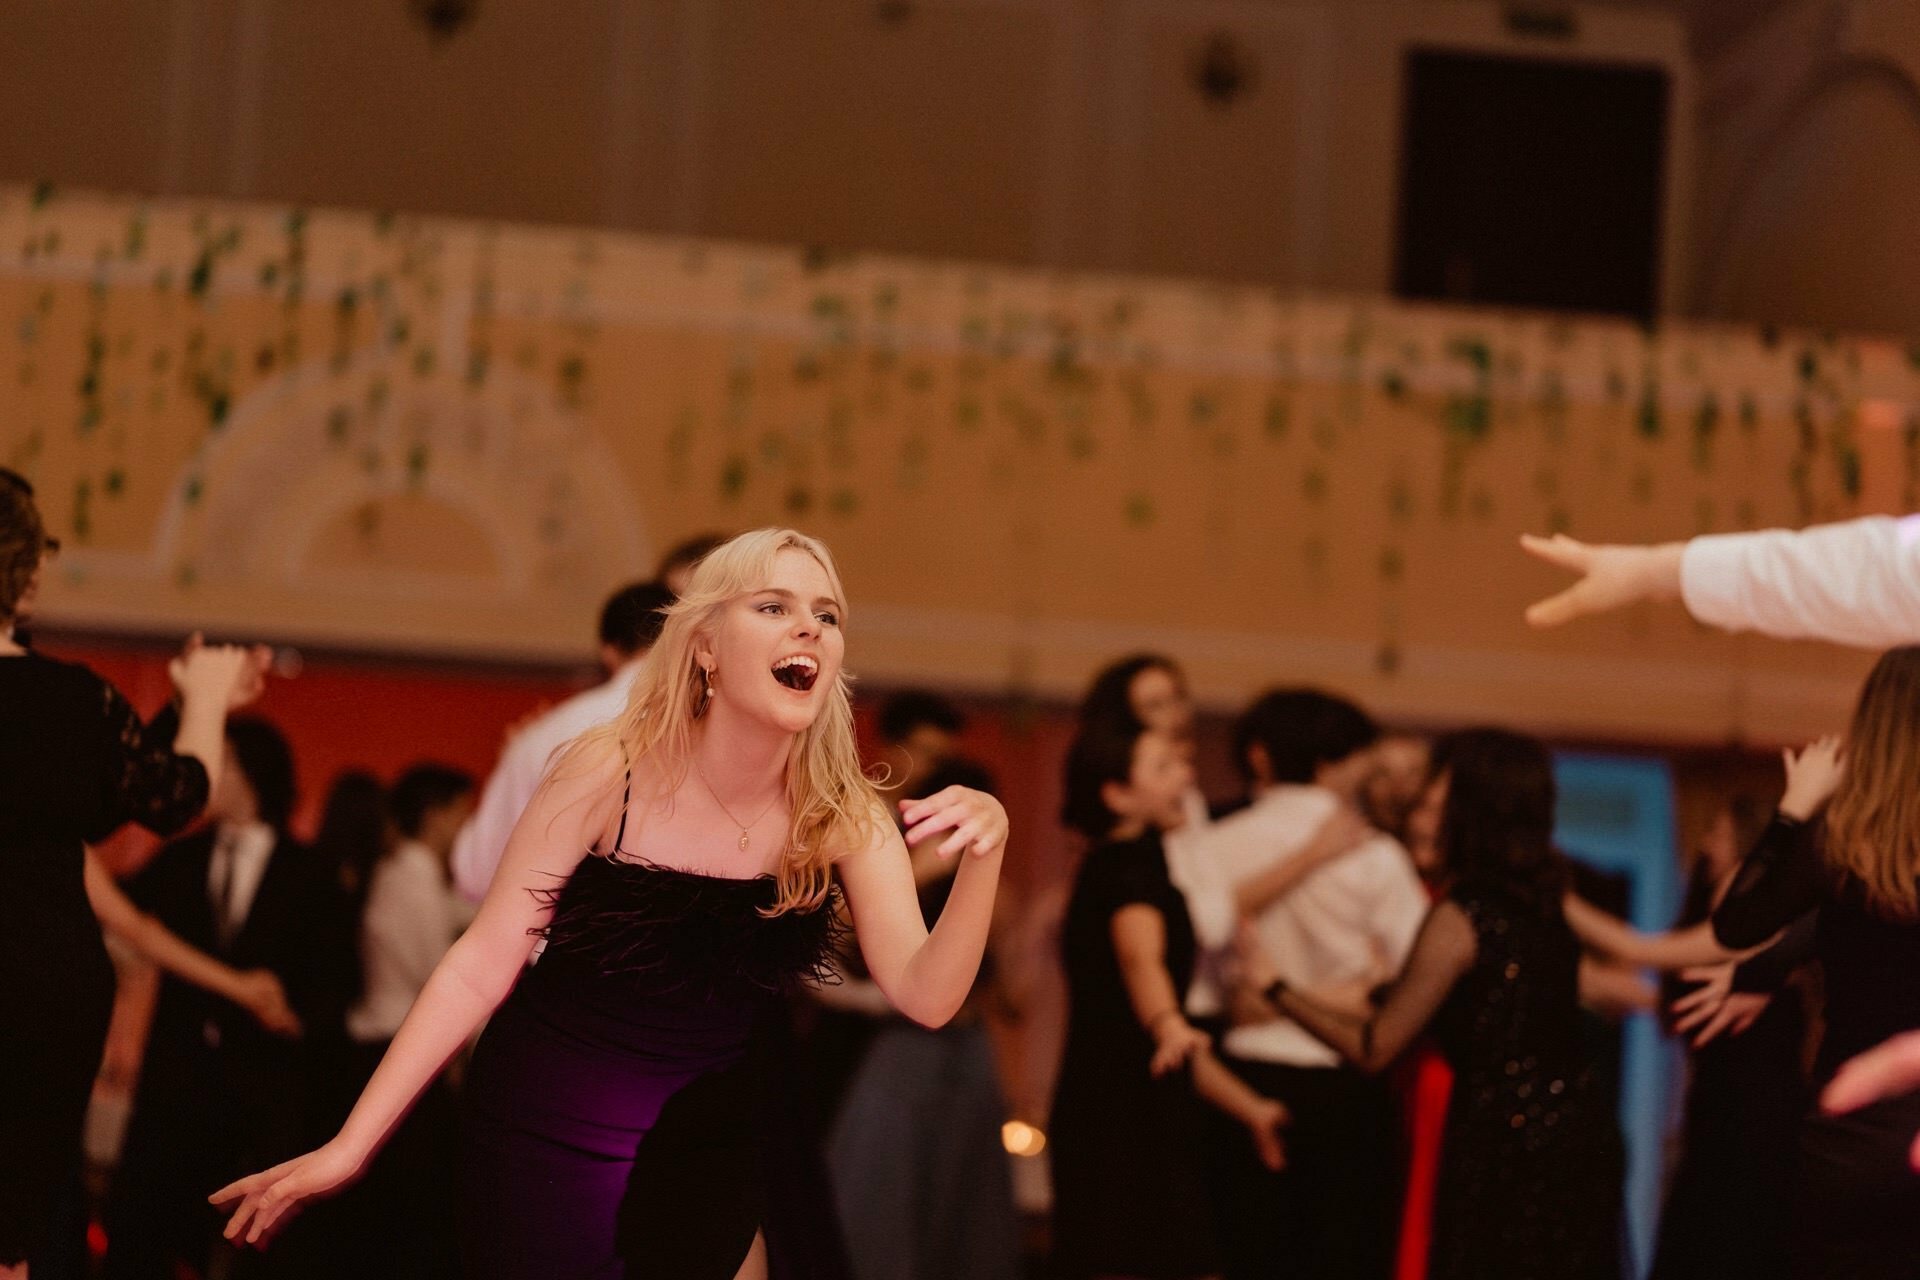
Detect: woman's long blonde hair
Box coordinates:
(1824, 645, 1920, 920)
(555, 528, 879, 915)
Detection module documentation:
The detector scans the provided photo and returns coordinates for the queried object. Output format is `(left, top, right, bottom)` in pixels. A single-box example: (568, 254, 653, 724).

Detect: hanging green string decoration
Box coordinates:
(1634, 376, 1662, 440)
(1691, 392, 1719, 469)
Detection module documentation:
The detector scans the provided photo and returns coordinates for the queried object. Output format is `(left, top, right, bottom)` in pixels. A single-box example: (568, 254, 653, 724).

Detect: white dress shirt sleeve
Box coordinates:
(1680, 515, 1920, 649)
(450, 732, 546, 904)
(1359, 840, 1431, 969)
(1164, 824, 1239, 953)
(369, 853, 455, 997)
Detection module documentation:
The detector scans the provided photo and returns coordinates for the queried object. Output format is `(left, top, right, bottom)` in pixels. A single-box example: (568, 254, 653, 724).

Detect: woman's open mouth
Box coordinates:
(772, 655, 820, 692)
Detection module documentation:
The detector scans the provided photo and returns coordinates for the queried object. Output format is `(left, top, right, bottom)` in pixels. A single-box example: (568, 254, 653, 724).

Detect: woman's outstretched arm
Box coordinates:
(211, 744, 622, 1245)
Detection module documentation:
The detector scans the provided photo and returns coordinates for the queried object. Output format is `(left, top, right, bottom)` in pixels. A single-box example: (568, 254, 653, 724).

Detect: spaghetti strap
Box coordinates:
(613, 768, 632, 855)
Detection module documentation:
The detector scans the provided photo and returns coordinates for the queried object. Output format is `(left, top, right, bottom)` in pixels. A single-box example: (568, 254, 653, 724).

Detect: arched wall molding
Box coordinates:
(1694, 54, 1920, 317)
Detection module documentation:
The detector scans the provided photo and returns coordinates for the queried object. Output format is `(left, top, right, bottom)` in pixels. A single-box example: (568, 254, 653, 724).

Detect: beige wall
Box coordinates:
(5, 187, 1916, 747)
(0, 0, 1693, 300)
(1688, 0, 1920, 333)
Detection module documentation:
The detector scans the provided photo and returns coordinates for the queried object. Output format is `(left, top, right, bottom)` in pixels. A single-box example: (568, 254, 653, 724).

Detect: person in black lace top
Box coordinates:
(1252, 729, 1622, 1280)
(214, 529, 1010, 1280)
(0, 469, 291, 1277)
(1596, 648, 1920, 1278)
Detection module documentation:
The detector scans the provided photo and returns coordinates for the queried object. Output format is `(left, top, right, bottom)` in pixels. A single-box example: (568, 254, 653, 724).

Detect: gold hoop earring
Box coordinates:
(692, 665, 716, 719)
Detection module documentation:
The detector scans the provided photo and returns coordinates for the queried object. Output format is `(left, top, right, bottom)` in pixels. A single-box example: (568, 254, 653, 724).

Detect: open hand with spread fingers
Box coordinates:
(899, 785, 1009, 859)
(209, 1141, 365, 1248)
(1518, 534, 1685, 629)
(1670, 965, 1770, 1048)
(1779, 735, 1845, 822)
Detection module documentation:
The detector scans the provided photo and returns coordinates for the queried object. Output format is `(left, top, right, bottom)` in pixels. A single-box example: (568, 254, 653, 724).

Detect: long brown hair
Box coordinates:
(1823, 646, 1920, 920)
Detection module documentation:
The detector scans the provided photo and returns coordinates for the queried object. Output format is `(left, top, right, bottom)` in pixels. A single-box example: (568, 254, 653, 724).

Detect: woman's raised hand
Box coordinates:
(1780, 735, 1845, 821)
(209, 1141, 365, 1247)
(1518, 535, 1684, 629)
(170, 634, 271, 709)
(899, 786, 1009, 859)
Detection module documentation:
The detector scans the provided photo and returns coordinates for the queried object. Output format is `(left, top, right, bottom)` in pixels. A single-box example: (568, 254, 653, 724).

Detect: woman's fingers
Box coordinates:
(902, 801, 969, 849)
(1822, 1030, 1920, 1115)
(937, 821, 980, 859)
(898, 785, 967, 826)
(1519, 533, 1592, 574)
(1523, 585, 1594, 630)
(1519, 536, 1599, 629)
(1672, 1001, 1716, 1035)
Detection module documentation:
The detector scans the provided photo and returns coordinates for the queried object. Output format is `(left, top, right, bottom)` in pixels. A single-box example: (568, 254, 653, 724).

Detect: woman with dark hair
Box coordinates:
(1050, 716, 1286, 1280)
(1078, 654, 1194, 743)
(1078, 654, 1212, 832)
(0, 469, 291, 1279)
(1250, 728, 1621, 1280)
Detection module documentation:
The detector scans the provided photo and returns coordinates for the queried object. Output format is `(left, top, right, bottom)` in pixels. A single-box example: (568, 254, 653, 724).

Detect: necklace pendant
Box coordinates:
(738, 831, 751, 852)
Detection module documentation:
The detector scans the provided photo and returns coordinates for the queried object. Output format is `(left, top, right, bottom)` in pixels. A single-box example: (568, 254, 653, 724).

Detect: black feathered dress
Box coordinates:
(459, 798, 849, 1280)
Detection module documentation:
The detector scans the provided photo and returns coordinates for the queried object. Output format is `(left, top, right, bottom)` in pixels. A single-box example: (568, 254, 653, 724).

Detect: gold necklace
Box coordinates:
(692, 762, 783, 852)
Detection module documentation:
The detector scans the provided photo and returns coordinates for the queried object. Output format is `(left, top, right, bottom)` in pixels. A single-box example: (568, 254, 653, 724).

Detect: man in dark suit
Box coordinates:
(103, 718, 351, 1280)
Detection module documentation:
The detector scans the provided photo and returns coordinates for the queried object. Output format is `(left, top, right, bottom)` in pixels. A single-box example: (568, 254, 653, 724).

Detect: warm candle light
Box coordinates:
(1001, 1120, 1047, 1157)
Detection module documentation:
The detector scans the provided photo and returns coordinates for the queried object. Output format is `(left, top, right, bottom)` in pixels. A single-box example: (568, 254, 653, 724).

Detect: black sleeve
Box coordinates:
(1090, 843, 1168, 920)
(1711, 816, 1824, 950)
(89, 680, 209, 841)
(1730, 909, 1818, 994)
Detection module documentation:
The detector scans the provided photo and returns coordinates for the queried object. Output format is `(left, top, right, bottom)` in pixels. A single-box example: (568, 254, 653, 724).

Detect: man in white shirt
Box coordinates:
(1522, 515, 1920, 648)
(450, 579, 674, 903)
(1167, 690, 1427, 1280)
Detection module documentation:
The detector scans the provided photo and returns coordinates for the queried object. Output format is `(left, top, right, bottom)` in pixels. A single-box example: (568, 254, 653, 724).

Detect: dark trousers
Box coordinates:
(1209, 1058, 1402, 1280)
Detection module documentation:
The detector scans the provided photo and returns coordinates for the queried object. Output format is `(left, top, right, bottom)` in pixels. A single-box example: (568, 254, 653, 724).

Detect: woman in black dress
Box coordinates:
(1604, 646, 1920, 1279)
(1254, 728, 1622, 1280)
(1649, 797, 1810, 1280)
(1050, 716, 1286, 1280)
(0, 470, 294, 1278)
(214, 528, 1009, 1280)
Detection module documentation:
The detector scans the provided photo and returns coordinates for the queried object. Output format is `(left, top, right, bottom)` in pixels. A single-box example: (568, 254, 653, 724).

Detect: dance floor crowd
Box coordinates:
(9, 465, 1920, 1280)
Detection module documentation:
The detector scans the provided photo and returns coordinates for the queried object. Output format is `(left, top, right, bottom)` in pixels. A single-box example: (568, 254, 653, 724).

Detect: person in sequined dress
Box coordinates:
(1247, 728, 1621, 1280)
